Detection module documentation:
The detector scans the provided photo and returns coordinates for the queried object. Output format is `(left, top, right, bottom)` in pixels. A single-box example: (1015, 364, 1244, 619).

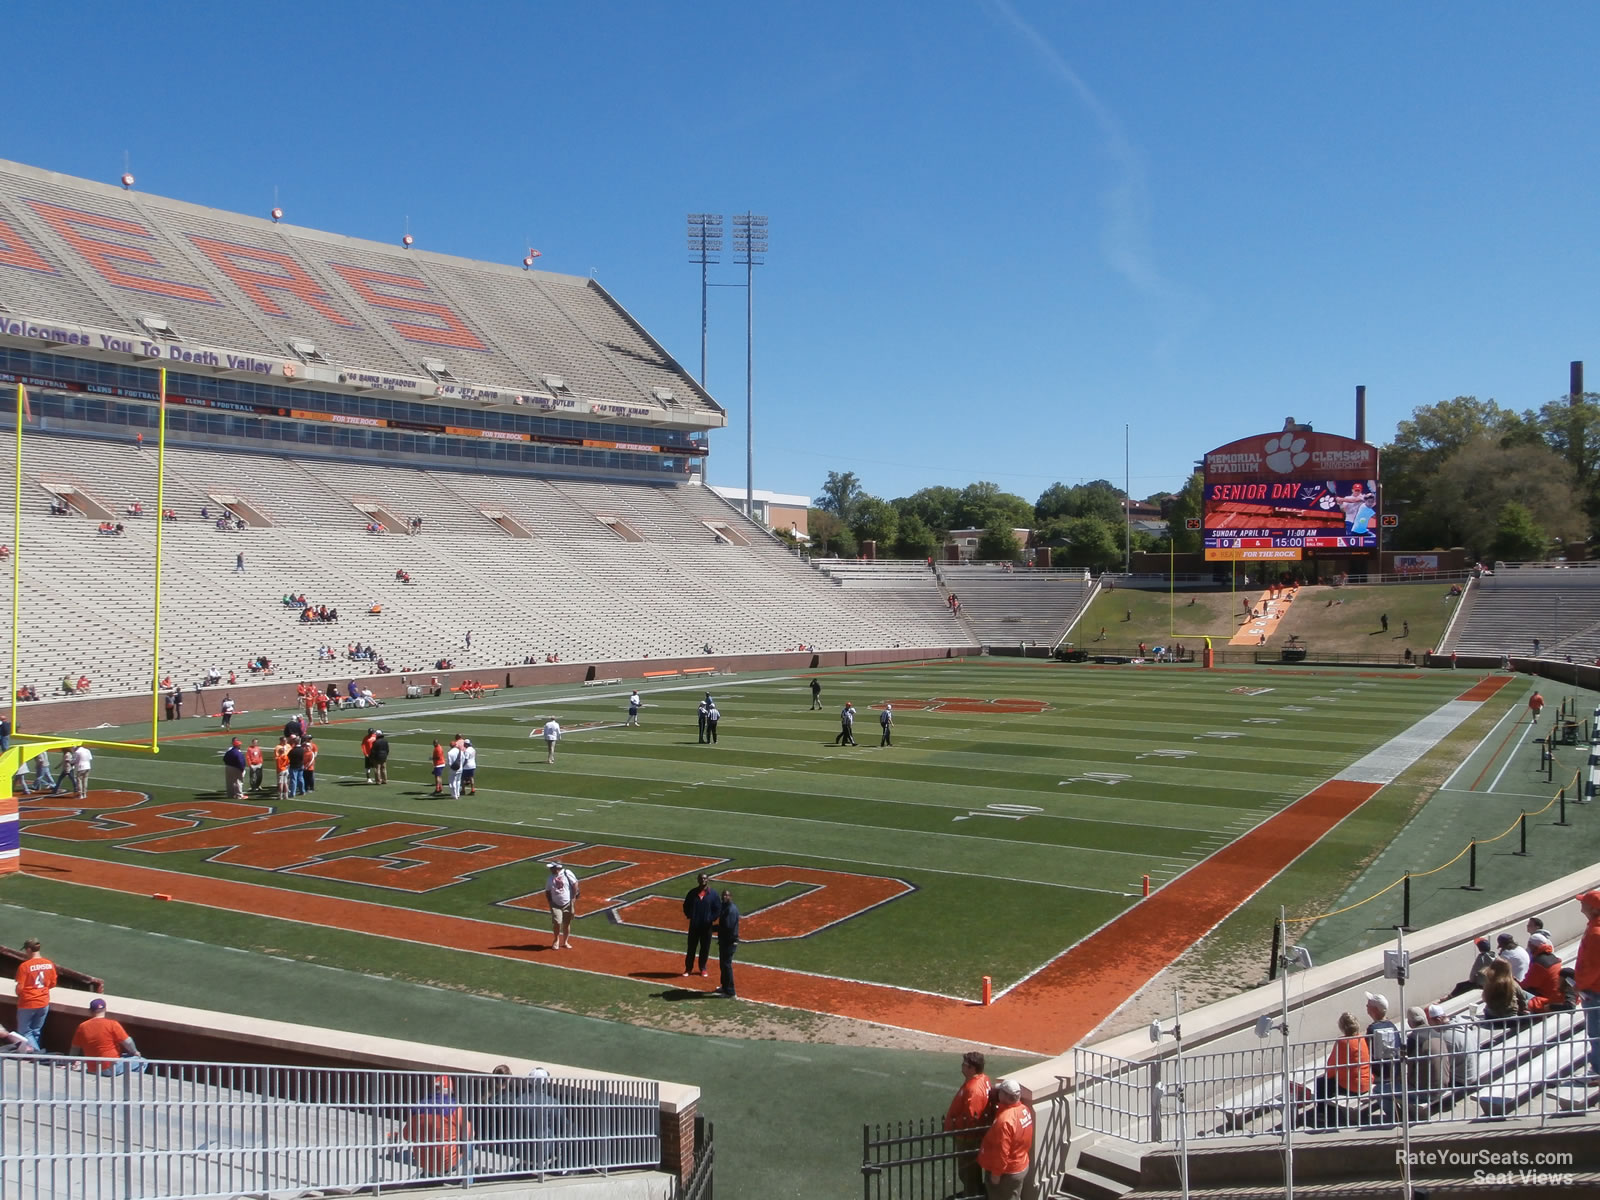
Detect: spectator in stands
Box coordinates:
(0, 1019, 37, 1053)
(1425, 1004, 1475, 1085)
(1307, 1012, 1371, 1127)
(70, 997, 144, 1074)
(398, 1076, 472, 1178)
(223, 738, 247, 799)
(1479, 958, 1529, 1024)
(943, 1052, 991, 1198)
(1530, 967, 1580, 1015)
(1496, 931, 1530, 983)
(1522, 933, 1563, 1003)
(1575, 889, 1600, 1080)
(1442, 937, 1498, 1000)
(1364, 992, 1401, 1124)
(61, 674, 75, 695)
(14, 939, 56, 1050)
(235, 551, 245, 573)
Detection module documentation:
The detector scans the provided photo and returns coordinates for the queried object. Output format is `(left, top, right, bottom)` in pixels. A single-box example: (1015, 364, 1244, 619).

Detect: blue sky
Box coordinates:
(4, 2, 1597, 505)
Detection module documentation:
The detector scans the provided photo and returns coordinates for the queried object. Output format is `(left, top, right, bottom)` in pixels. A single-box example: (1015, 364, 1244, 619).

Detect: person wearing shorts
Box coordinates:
(431, 741, 446, 795)
(461, 739, 477, 795)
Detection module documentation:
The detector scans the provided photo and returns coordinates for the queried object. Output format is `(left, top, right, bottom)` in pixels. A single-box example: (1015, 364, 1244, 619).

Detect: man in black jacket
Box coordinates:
(371, 730, 391, 785)
(716, 891, 740, 998)
(682, 874, 721, 978)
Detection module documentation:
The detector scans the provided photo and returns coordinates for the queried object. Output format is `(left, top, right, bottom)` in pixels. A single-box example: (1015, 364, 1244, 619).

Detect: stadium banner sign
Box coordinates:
(448, 425, 531, 443)
(584, 438, 660, 453)
(1203, 430, 1377, 482)
(1395, 554, 1440, 573)
(1204, 547, 1304, 561)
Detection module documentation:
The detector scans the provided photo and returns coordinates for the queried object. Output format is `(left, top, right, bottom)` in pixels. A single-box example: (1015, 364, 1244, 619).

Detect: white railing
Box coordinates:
(0, 1056, 661, 1200)
(1074, 1012, 1596, 1144)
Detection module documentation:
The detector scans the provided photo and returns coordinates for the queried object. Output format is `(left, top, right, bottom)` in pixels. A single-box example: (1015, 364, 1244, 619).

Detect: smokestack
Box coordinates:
(1573, 361, 1584, 401)
(1355, 385, 1366, 443)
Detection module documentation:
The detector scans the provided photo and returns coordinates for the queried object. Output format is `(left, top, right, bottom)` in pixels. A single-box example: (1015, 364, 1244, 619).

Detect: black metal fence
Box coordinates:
(676, 1118, 713, 1200)
(861, 1115, 985, 1200)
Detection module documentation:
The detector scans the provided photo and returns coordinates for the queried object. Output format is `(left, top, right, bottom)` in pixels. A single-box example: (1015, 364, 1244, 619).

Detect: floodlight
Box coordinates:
(1254, 1014, 1275, 1039)
(1291, 946, 1313, 969)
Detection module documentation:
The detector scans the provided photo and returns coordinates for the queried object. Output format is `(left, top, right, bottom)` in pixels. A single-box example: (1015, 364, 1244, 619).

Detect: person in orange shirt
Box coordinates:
(244, 739, 265, 793)
(302, 736, 319, 792)
(14, 938, 57, 1050)
(361, 729, 379, 784)
(943, 1051, 991, 1197)
(400, 1076, 473, 1177)
(274, 737, 292, 800)
(69, 997, 144, 1074)
(1309, 1011, 1372, 1127)
(315, 688, 331, 724)
(977, 1078, 1032, 1199)
(1576, 889, 1600, 1079)
(431, 740, 447, 795)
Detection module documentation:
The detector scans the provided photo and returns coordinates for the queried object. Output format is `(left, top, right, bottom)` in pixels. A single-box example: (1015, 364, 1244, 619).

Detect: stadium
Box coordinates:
(1, 158, 1598, 1200)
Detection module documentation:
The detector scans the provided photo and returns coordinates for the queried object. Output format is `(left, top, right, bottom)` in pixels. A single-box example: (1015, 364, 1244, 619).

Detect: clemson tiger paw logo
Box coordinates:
(1264, 435, 1308, 473)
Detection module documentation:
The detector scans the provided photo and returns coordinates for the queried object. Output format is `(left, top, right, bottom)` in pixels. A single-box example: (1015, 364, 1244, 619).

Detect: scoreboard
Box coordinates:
(1203, 478, 1378, 560)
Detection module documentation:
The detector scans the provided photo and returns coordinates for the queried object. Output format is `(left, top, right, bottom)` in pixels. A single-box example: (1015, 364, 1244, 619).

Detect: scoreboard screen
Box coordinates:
(1204, 478, 1378, 551)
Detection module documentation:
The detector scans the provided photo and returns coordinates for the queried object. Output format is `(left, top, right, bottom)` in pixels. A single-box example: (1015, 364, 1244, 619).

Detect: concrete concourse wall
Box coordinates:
(6, 646, 979, 732)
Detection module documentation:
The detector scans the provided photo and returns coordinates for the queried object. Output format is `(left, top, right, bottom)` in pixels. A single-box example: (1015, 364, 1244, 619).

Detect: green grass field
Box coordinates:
(9, 658, 1507, 1013)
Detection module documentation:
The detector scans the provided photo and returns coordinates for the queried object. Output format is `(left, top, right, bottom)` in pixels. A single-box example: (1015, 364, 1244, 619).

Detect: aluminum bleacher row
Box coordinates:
(0, 433, 966, 697)
(1447, 566, 1600, 661)
(937, 561, 1093, 645)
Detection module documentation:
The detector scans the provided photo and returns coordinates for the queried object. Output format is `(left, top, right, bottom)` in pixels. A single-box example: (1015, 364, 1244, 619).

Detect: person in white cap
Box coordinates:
(1364, 991, 1401, 1123)
(977, 1077, 1033, 1199)
(544, 861, 579, 950)
(879, 703, 893, 747)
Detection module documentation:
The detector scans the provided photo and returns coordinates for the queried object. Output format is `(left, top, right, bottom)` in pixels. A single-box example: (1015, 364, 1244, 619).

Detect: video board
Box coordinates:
(1204, 478, 1378, 553)
(1201, 429, 1380, 561)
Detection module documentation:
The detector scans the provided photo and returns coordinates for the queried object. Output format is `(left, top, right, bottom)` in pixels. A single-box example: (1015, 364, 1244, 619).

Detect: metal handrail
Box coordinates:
(0, 1056, 662, 1199)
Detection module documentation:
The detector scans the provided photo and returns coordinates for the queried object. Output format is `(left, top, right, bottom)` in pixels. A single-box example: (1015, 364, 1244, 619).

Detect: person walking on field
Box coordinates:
(681, 874, 721, 978)
(704, 701, 720, 744)
(545, 860, 579, 951)
(944, 1051, 992, 1199)
(835, 702, 857, 746)
(1530, 691, 1545, 724)
(978, 1078, 1034, 1200)
(879, 703, 893, 746)
(431, 740, 447, 794)
(626, 690, 641, 726)
(541, 717, 561, 764)
(810, 677, 822, 709)
(696, 698, 708, 743)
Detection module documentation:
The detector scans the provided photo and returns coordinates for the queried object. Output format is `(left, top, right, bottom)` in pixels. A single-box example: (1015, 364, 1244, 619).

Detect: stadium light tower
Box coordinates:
(732, 213, 767, 522)
(686, 215, 722, 388)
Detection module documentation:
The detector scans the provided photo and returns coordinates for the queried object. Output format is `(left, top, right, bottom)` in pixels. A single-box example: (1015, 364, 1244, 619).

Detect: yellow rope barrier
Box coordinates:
(1287, 768, 1582, 925)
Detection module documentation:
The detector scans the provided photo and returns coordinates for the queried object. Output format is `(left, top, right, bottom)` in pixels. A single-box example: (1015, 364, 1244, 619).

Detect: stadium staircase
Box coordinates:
(0, 434, 966, 696)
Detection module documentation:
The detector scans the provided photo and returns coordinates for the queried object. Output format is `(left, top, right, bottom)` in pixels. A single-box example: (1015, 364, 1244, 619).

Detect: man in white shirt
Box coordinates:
(544, 860, 578, 950)
(541, 718, 561, 764)
(71, 745, 92, 798)
(445, 740, 466, 799)
(626, 691, 640, 727)
(1497, 932, 1530, 983)
(220, 695, 236, 730)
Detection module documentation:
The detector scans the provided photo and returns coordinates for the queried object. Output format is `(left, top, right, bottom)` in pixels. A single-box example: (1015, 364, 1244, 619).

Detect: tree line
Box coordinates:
(803, 391, 1600, 566)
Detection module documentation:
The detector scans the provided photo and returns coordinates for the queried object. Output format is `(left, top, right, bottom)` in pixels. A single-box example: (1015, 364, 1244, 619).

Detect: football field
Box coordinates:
(10, 659, 1512, 1051)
